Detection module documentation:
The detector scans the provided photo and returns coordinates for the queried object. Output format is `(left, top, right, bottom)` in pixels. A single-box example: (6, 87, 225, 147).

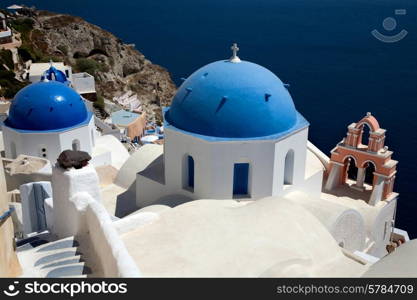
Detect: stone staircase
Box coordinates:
(16, 232, 91, 278)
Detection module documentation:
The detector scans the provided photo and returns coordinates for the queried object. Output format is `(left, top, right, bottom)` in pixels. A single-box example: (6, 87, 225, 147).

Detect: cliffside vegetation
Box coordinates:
(0, 49, 27, 98)
(1, 9, 176, 123)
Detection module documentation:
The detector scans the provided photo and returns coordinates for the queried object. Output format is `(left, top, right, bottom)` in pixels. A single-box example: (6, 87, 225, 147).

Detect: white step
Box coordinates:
(39, 255, 82, 269)
(41, 262, 89, 278)
(34, 236, 78, 253)
(33, 247, 79, 267)
(16, 235, 91, 278)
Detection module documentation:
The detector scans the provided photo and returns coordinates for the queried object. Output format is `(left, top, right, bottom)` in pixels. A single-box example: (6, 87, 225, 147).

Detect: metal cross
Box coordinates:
(231, 43, 239, 57)
(229, 43, 241, 63)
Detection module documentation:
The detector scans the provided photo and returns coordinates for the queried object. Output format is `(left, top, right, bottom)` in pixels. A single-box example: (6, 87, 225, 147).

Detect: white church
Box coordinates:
(2, 81, 96, 163)
(136, 44, 318, 207)
(1, 44, 414, 278)
(1, 64, 127, 169)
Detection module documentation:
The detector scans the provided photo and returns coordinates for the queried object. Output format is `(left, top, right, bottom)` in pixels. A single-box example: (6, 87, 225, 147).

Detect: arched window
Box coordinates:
(72, 139, 80, 151)
(364, 161, 376, 186)
(346, 157, 358, 181)
(344, 156, 358, 183)
(360, 123, 371, 146)
(183, 155, 194, 191)
(283, 150, 295, 185)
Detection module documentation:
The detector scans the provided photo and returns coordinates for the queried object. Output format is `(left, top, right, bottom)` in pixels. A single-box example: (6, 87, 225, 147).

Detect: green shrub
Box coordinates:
(0, 69, 15, 80)
(10, 18, 34, 43)
(39, 56, 61, 63)
(18, 45, 38, 62)
(93, 93, 105, 110)
(0, 72, 28, 99)
(0, 49, 14, 69)
(18, 45, 59, 63)
(10, 18, 34, 33)
(75, 58, 107, 77)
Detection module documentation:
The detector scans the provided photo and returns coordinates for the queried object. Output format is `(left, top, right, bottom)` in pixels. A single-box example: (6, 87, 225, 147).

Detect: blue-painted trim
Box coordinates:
(163, 107, 309, 142)
(2, 111, 93, 134)
(0, 206, 15, 222)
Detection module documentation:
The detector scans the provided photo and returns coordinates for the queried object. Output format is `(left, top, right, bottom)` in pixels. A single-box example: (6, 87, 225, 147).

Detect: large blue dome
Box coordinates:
(165, 60, 301, 138)
(5, 81, 90, 131)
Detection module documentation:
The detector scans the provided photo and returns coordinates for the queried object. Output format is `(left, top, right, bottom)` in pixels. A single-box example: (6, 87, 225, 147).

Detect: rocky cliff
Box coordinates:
(21, 10, 177, 123)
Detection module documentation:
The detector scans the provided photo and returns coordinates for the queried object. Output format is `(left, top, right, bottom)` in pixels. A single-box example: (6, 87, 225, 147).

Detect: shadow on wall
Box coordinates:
(150, 194, 192, 208)
(114, 188, 137, 218)
(115, 153, 169, 217)
(115, 188, 192, 218)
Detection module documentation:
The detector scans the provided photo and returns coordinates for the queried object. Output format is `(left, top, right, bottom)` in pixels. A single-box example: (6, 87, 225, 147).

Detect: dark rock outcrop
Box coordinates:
(28, 10, 177, 124)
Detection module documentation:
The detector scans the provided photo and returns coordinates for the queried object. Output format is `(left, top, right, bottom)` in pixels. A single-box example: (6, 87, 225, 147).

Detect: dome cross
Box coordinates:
(229, 43, 241, 63)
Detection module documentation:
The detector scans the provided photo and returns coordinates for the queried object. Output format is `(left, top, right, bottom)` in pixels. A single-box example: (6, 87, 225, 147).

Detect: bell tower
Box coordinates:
(325, 113, 397, 206)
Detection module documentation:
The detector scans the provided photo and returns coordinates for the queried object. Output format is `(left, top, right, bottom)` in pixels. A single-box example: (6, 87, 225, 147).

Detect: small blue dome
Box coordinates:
(42, 66, 68, 83)
(165, 60, 299, 138)
(5, 81, 90, 131)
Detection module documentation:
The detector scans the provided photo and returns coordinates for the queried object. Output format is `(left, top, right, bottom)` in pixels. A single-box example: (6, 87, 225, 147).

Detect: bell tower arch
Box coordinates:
(325, 113, 397, 206)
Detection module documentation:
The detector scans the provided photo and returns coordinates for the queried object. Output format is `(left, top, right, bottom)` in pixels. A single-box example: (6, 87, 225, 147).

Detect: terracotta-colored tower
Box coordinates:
(325, 113, 398, 205)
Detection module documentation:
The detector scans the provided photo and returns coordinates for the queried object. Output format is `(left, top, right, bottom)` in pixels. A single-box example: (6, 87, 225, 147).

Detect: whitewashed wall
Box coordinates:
(2, 117, 95, 164)
(287, 191, 366, 252)
(366, 198, 397, 258)
(84, 196, 141, 277)
(72, 73, 96, 94)
(51, 165, 140, 277)
(272, 128, 308, 196)
(137, 126, 310, 206)
(90, 151, 112, 168)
